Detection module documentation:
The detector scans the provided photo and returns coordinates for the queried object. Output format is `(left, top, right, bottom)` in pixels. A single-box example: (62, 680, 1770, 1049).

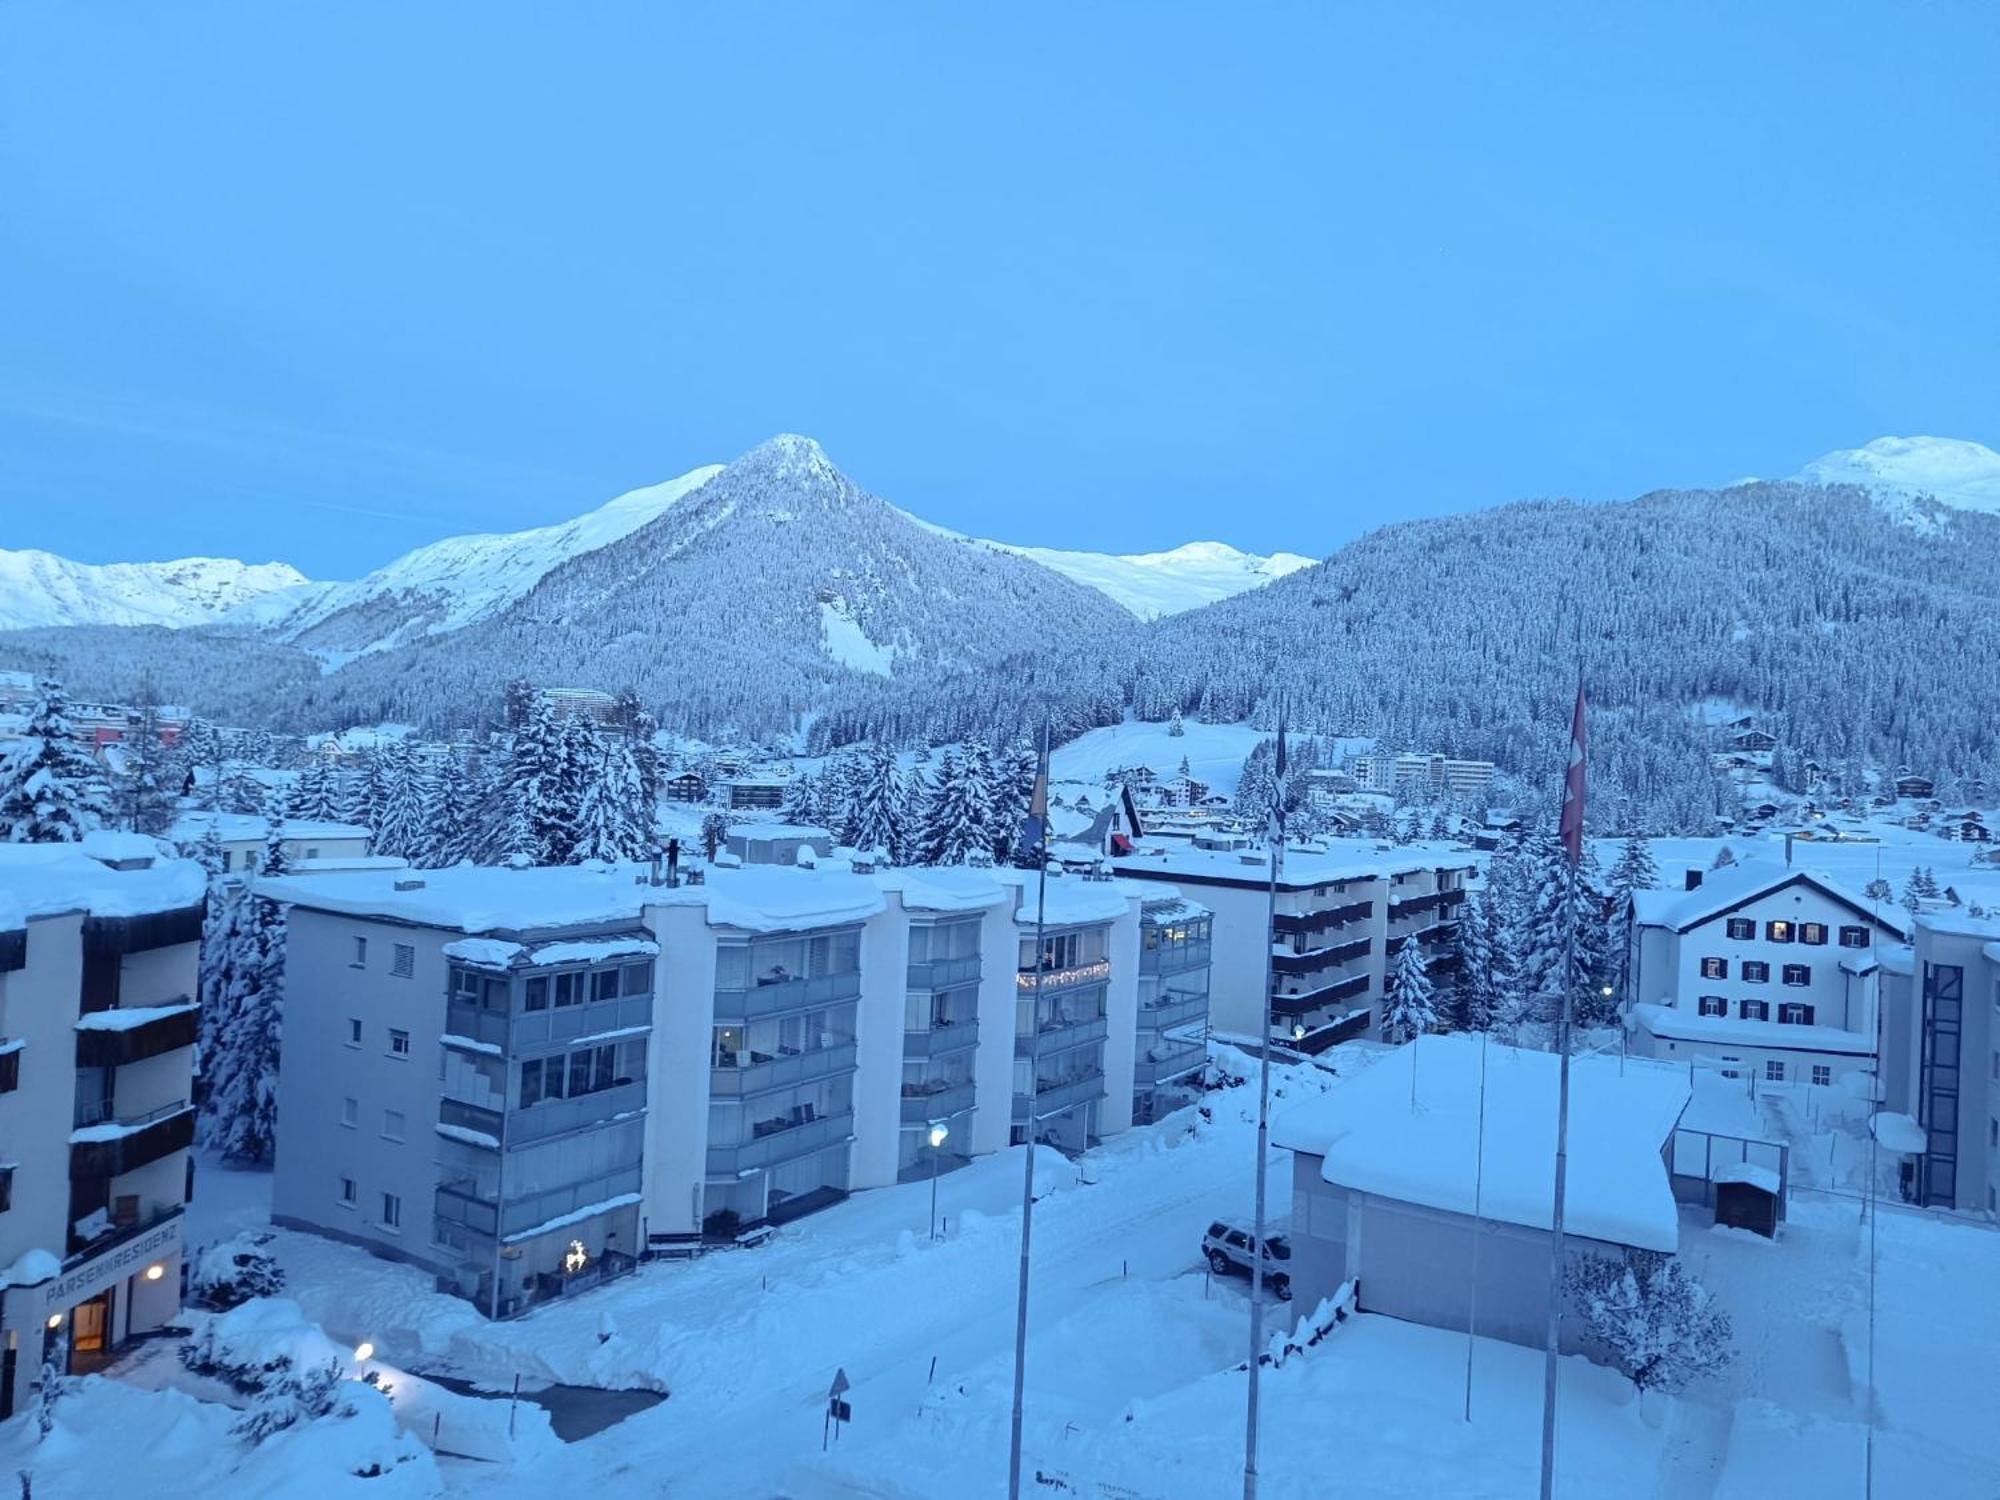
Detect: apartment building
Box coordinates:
(1133, 897, 1212, 1123)
(1111, 839, 1475, 1052)
(0, 837, 203, 1420)
(1350, 752, 1496, 799)
(169, 810, 373, 876)
(1880, 904, 2000, 1214)
(1625, 860, 1908, 1088)
(260, 859, 1155, 1317)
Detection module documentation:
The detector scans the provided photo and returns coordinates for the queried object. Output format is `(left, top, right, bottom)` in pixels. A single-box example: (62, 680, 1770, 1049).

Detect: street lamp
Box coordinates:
(927, 1122, 951, 1241)
(354, 1341, 376, 1363)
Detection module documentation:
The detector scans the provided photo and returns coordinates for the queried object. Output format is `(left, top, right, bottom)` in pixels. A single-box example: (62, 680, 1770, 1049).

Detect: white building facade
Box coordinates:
(261, 860, 1155, 1317)
(1626, 862, 1909, 1089)
(1881, 907, 2000, 1215)
(0, 841, 203, 1420)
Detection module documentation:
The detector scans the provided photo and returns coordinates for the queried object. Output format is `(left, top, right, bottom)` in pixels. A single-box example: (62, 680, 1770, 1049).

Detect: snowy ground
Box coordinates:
(1048, 718, 1278, 799)
(25, 1044, 1999, 1497)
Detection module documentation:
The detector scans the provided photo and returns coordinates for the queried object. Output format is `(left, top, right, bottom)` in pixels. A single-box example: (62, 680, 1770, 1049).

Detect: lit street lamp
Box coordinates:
(928, 1122, 951, 1240)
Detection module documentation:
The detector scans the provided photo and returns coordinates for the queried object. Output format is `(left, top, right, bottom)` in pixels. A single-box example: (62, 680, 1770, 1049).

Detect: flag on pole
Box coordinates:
(1558, 680, 1587, 866)
(1268, 709, 1289, 844)
(1019, 723, 1051, 859)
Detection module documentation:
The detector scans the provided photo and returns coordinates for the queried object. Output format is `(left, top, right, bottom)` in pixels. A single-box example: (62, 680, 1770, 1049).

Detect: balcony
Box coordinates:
(1015, 959, 1111, 994)
(70, 1099, 194, 1180)
(710, 1044, 857, 1098)
(1139, 940, 1212, 977)
(1015, 1013, 1108, 1058)
(1139, 989, 1209, 1033)
(510, 1078, 648, 1145)
(1269, 971, 1371, 1018)
(444, 1002, 510, 1049)
(1015, 1070, 1104, 1121)
(907, 954, 982, 990)
(1271, 901, 1372, 938)
(1271, 938, 1370, 977)
(66, 1199, 183, 1266)
(512, 993, 652, 1050)
(1385, 922, 1460, 957)
(438, 1098, 503, 1143)
(903, 1018, 980, 1057)
(74, 1001, 199, 1068)
(706, 1109, 855, 1177)
(0, 1040, 18, 1094)
(1134, 1042, 1207, 1089)
(1390, 891, 1442, 920)
(1437, 888, 1468, 913)
(436, 1164, 643, 1243)
(713, 969, 862, 1022)
(900, 1079, 976, 1124)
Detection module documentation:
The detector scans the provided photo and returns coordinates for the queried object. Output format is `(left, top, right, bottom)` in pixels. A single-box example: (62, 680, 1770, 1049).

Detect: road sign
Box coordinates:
(828, 1368, 851, 1400)
(823, 1368, 853, 1451)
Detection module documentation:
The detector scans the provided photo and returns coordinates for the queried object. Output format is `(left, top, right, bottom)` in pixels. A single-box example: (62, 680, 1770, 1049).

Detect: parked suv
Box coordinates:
(1202, 1217, 1292, 1299)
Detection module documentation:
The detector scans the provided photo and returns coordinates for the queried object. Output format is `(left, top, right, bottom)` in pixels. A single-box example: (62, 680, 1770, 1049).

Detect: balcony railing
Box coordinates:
(1133, 1042, 1207, 1089)
(508, 1079, 648, 1146)
(1272, 901, 1372, 937)
(444, 1003, 510, 1048)
(1015, 1071, 1104, 1121)
(75, 1001, 199, 1068)
(66, 1200, 183, 1266)
(1271, 937, 1370, 976)
(1015, 959, 1111, 992)
(1139, 940, 1212, 977)
(903, 1018, 980, 1057)
(1269, 971, 1371, 1018)
(706, 1109, 855, 1177)
(512, 993, 653, 1050)
(70, 1099, 195, 1180)
(907, 954, 981, 990)
(1139, 988, 1209, 1033)
(900, 1080, 976, 1124)
(713, 970, 862, 1022)
(710, 1044, 857, 1098)
(1389, 891, 1442, 920)
(436, 1164, 643, 1243)
(1015, 1014, 1108, 1058)
(439, 1098, 503, 1142)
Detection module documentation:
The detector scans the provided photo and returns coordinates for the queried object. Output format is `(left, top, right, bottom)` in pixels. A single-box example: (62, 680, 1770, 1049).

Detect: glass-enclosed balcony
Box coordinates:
(434, 1163, 642, 1243)
(1133, 1040, 1207, 1088)
(907, 953, 982, 990)
(1014, 1069, 1104, 1121)
(710, 1042, 859, 1098)
(1015, 1012, 1108, 1058)
(705, 1109, 855, 1176)
(1139, 986, 1209, 1034)
(903, 1016, 980, 1057)
(900, 1079, 976, 1124)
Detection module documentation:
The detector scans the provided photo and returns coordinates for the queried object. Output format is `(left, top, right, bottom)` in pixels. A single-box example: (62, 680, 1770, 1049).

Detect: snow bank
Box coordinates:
(528, 936, 659, 965)
(441, 937, 525, 967)
(0, 842, 205, 927)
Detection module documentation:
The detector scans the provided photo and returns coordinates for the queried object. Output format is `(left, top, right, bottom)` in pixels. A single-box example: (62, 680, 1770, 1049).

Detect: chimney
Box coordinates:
(1684, 869, 1704, 891)
(665, 838, 681, 888)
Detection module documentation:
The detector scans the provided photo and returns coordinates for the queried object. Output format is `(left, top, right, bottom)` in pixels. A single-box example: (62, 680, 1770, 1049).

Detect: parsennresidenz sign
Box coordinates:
(37, 1217, 182, 1310)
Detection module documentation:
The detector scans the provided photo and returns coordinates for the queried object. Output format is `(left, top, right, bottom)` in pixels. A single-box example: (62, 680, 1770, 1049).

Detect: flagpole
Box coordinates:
(1539, 675, 1586, 1500)
(1008, 721, 1053, 1500)
(1464, 1026, 1489, 1422)
(1244, 710, 1286, 1500)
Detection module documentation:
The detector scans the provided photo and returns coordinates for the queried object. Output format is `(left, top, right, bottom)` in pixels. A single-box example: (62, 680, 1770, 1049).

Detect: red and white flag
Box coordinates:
(1558, 680, 1587, 865)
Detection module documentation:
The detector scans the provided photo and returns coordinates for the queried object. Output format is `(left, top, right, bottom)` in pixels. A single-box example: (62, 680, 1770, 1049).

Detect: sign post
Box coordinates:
(823, 1367, 852, 1452)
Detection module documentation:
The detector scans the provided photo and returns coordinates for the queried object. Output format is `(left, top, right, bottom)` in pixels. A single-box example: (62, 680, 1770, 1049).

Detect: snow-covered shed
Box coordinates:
(1274, 1035, 1691, 1351)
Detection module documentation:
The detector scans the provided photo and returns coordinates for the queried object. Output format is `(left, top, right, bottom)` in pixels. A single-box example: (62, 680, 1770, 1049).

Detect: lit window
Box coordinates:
(1800, 923, 1827, 946)
(1701, 957, 1728, 980)
(1766, 921, 1793, 944)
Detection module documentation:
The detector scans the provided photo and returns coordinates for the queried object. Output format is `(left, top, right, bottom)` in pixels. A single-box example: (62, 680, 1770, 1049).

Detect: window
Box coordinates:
(1782, 964, 1811, 987)
(622, 961, 654, 996)
(305, 847, 321, 860)
(338, 1176, 357, 1206)
(1765, 1060, 1786, 1082)
(1742, 961, 1770, 984)
(524, 976, 549, 1011)
(346, 1017, 362, 1047)
(1766, 920, 1794, 944)
(1725, 918, 1755, 940)
(1740, 999, 1769, 1021)
(1701, 957, 1728, 980)
(520, 1058, 546, 1108)
(340, 1096, 358, 1128)
(382, 1109, 405, 1142)
(1800, 923, 1827, 946)
(381, 1193, 402, 1230)
(1989, 1118, 1997, 1149)
(554, 972, 585, 1007)
(1838, 926, 1870, 949)
(0, 1164, 12, 1214)
(221, 850, 235, 873)
(592, 968, 621, 1004)
(1778, 1002, 1815, 1025)
(1812, 1065, 1832, 1087)
(392, 943, 415, 978)
(388, 1028, 411, 1057)
(1698, 995, 1728, 1018)
(351, 935, 368, 967)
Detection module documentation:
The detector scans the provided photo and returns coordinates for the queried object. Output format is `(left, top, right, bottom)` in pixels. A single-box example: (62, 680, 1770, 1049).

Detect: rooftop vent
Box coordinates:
(1684, 870, 1704, 891)
(393, 878, 426, 892)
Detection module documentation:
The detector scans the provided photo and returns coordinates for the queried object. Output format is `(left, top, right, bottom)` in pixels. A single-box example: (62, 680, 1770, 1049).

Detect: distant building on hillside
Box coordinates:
(1894, 773, 1936, 801)
(539, 687, 620, 724)
(1350, 752, 1495, 799)
(721, 776, 788, 812)
(662, 772, 707, 803)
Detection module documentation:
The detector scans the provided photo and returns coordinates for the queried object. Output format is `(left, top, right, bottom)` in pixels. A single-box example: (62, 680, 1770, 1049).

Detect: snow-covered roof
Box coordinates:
(169, 811, 371, 844)
(1712, 1161, 1781, 1194)
(1871, 1112, 1928, 1154)
(1274, 1034, 1690, 1253)
(288, 854, 411, 873)
(728, 822, 831, 841)
(991, 868, 1145, 928)
(1631, 1001, 1874, 1057)
(0, 843, 206, 929)
(75, 1000, 196, 1032)
(872, 866, 1012, 914)
(1913, 901, 2000, 941)
(1631, 860, 1907, 938)
(261, 859, 887, 938)
(1111, 837, 1471, 890)
(1140, 894, 1213, 925)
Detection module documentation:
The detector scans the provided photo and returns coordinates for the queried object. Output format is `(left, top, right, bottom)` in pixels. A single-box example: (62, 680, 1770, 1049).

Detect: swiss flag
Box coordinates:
(1559, 681, 1587, 866)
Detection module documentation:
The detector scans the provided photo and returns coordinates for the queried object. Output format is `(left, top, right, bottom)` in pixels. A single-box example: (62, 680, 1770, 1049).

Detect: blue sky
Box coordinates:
(3, 2, 1995, 578)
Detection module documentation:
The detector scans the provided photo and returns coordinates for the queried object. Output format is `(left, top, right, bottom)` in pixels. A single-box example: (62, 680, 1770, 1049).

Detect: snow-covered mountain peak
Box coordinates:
(0, 549, 310, 631)
(1791, 435, 2000, 528)
(987, 538, 1316, 621)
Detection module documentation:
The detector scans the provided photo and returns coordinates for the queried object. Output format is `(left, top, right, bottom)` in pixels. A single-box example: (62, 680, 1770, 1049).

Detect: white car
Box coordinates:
(1202, 1216, 1292, 1299)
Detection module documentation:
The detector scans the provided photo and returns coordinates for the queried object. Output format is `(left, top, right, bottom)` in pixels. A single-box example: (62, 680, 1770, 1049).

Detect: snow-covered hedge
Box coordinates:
(188, 1230, 286, 1309)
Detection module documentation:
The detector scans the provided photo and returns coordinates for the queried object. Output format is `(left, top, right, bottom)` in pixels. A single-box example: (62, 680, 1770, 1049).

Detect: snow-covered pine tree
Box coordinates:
(1563, 1250, 1734, 1395)
(1605, 836, 1661, 1003)
(782, 770, 822, 826)
(424, 754, 478, 866)
(193, 870, 242, 1117)
(179, 716, 224, 810)
(370, 743, 428, 861)
(117, 691, 175, 836)
(1167, 708, 1185, 738)
(571, 737, 652, 863)
(1864, 876, 1894, 903)
(1382, 934, 1439, 1044)
(286, 758, 341, 823)
(849, 744, 906, 862)
(986, 739, 1038, 863)
(483, 699, 569, 864)
(915, 744, 995, 865)
(700, 810, 728, 862)
(200, 823, 286, 1163)
(1450, 887, 1504, 1032)
(0, 675, 111, 843)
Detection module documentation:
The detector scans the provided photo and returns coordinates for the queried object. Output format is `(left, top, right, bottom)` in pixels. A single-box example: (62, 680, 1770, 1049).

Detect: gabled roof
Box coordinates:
(1631, 860, 1909, 940)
